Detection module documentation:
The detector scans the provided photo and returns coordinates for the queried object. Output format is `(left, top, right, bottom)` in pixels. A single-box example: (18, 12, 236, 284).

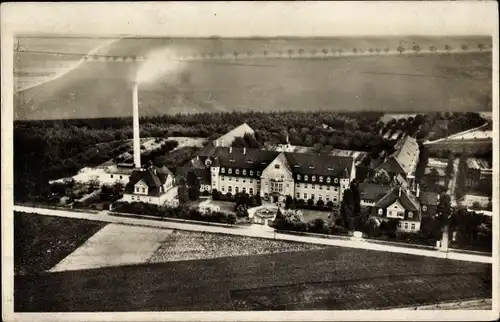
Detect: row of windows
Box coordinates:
(296, 183, 340, 192)
(110, 174, 124, 179)
(296, 193, 338, 202)
(130, 195, 152, 202)
(378, 208, 415, 219)
(220, 168, 261, 176)
(220, 176, 260, 184)
(220, 186, 254, 195)
(297, 174, 340, 183)
(398, 222, 417, 230)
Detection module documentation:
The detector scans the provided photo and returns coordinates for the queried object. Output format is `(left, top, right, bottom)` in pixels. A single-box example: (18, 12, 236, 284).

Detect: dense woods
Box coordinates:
(14, 110, 487, 202)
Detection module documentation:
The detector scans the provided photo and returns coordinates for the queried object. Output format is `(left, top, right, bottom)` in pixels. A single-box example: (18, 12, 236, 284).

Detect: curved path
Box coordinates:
(14, 205, 491, 264)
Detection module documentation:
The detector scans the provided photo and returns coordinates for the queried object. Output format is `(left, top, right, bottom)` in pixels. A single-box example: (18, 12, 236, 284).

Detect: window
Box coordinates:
(235, 169, 240, 175)
(404, 223, 409, 229)
(212, 181, 216, 186)
(250, 170, 254, 176)
(236, 178, 239, 182)
(228, 186, 232, 192)
(319, 176, 323, 183)
(119, 176, 123, 179)
(243, 169, 247, 175)
(222, 186, 225, 192)
(296, 184, 300, 188)
(135, 187, 140, 193)
(318, 196, 322, 200)
(333, 197, 338, 202)
(243, 180, 246, 183)
(296, 193, 300, 198)
(250, 179, 253, 183)
(297, 174, 301, 180)
(397, 222, 402, 228)
(408, 211, 413, 219)
(271, 182, 283, 193)
(327, 177, 331, 183)
(422, 205, 427, 211)
(221, 177, 225, 181)
(229, 177, 232, 181)
(326, 197, 330, 201)
(411, 223, 416, 230)
(235, 187, 239, 193)
(243, 187, 246, 193)
(304, 193, 307, 199)
(249, 188, 253, 194)
(334, 178, 339, 183)
(221, 168, 225, 173)
(142, 188, 145, 193)
(149, 198, 152, 202)
(228, 169, 232, 174)
(378, 208, 383, 215)
(286, 183, 289, 187)
(304, 175, 308, 181)
(257, 171, 261, 176)
(110, 175, 114, 179)
(334, 188, 338, 192)
(327, 186, 330, 191)
(304, 184, 308, 188)
(275, 164, 280, 169)
(312, 184, 315, 189)
(311, 194, 315, 200)
(319, 185, 323, 190)
(131, 195, 135, 201)
(312, 176, 316, 182)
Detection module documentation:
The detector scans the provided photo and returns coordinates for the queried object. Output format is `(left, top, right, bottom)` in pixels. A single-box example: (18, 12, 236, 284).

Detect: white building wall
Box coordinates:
(294, 183, 342, 203)
(397, 220, 421, 233)
(219, 175, 259, 195)
(260, 154, 294, 198)
(210, 166, 220, 191)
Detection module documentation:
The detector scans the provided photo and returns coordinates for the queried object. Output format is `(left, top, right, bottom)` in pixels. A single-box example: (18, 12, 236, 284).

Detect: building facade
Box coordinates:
(122, 165, 178, 206)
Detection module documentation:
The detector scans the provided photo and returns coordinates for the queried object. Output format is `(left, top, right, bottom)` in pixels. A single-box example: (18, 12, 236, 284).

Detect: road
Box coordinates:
(14, 205, 492, 264)
(447, 158, 460, 206)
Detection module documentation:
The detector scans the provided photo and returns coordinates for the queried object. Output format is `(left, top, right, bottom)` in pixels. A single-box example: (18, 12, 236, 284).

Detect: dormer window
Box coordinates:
(229, 159, 235, 163)
(327, 177, 331, 183)
(422, 205, 427, 211)
(275, 164, 280, 169)
(221, 168, 225, 174)
(408, 211, 413, 219)
(235, 169, 240, 175)
(250, 170, 254, 176)
(257, 171, 261, 176)
(334, 178, 339, 183)
(243, 169, 247, 175)
(304, 175, 308, 181)
(327, 167, 333, 171)
(312, 176, 316, 182)
(319, 176, 323, 182)
(378, 208, 383, 215)
(228, 169, 232, 174)
(205, 159, 212, 167)
(297, 174, 301, 180)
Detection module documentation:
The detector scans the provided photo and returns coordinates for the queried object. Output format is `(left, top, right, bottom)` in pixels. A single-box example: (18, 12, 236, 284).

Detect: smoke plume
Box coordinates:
(135, 47, 186, 85)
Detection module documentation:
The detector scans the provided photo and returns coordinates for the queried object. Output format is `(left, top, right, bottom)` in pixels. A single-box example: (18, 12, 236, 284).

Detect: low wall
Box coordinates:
(109, 211, 234, 228)
(275, 229, 352, 241)
(15, 202, 100, 214)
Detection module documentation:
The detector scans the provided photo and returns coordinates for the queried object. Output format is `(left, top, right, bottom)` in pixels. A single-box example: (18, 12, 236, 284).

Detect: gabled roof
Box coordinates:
(358, 183, 392, 201)
(124, 166, 173, 196)
(211, 147, 279, 172)
(374, 186, 421, 212)
(379, 135, 419, 175)
(284, 152, 354, 177)
(214, 123, 255, 147)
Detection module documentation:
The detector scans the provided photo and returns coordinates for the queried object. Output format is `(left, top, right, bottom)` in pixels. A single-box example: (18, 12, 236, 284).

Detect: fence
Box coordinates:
(109, 211, 235, 228)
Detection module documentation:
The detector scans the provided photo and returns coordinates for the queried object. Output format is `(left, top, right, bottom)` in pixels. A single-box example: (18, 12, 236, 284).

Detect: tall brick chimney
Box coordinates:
(132, 82, 141, 169)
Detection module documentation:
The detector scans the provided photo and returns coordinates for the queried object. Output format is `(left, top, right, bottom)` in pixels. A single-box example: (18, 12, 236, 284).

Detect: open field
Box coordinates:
(49, 224, 174, 272)
(14, 212, 106, 275)
(14, 245, 491, 311)
(14, 36, 491, 120)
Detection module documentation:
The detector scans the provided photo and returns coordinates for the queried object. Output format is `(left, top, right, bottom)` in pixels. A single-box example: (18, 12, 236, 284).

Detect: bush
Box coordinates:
(307, 199, 314, 206)
(316, 199, 325, 207)
(201, 190, 210, 196)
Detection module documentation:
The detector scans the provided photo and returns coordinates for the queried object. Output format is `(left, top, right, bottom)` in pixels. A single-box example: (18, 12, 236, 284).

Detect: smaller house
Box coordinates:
(122, 164, 178, 206)
(377, 135, 420, 182)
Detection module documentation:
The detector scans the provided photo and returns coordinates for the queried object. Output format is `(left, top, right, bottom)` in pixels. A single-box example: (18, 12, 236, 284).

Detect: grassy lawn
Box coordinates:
(14, 212, 107, 275)
(206, 200, 237, 214)
(299, 209, 334, 224)
(15, 245, 491, 311)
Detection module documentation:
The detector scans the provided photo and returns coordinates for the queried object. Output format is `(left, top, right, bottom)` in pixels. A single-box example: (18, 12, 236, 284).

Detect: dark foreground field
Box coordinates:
(14, 212, 107, 275)
(15, 245, 491, 311)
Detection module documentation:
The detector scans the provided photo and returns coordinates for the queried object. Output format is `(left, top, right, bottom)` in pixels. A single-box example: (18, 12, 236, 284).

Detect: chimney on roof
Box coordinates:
(196, 155, 200, 160)
(243, 147, 246, 154)
(398, 187, 402, 197)
(416, 184, 420, 198)
(229, 147, 233, 153)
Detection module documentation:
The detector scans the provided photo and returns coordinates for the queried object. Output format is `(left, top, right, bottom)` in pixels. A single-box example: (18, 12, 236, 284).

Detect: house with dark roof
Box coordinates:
(359, 181, 440, 233)
(376, 135, 420, 183)
(122, 164, 178, 206)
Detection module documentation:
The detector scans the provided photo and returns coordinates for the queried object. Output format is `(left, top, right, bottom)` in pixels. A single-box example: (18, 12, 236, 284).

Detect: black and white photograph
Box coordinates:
(1, 2, 498, 321)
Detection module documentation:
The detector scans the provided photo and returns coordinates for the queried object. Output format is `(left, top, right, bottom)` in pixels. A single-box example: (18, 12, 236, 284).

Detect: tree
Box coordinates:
(263, 50, 268, 57)
(397, 45, 406, 54)
(384, 48, 390, 54)
(228, 213, 237, 225)
(429, 46, 437, 53)
(298, 48, 305, 56)
(236, 204, 249, 217)
(352, 48, 358, 54)
(436, 193, 452, 230)
(477, 43, 485, 51)
(233, 51, 239, 59)
(372, 169, 391, 185)
(375, 48, 381, 55)
(285, 195, 295, 209)
(316, 199, 325, 207)
(309, 218, 326, 234)
(340, 188, 355, 229)
(350, 180, 361, 216)
(444, 44, 452, 53)
(412, 43, 421, 53)
(307, 198, 314, 206)
(177, 177, 189, 204)
(461, 44, 469, 52)
(272, 208, 286, 229)
(368, 48, 374, 54)
(322, 49, 328, 56)
(231, 136, 247, 147)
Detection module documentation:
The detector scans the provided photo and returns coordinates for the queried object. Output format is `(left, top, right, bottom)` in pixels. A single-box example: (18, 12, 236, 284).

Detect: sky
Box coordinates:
(1, 2, 498, 38)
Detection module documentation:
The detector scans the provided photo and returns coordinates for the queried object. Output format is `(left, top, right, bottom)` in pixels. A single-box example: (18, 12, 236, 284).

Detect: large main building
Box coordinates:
(188, 145, 356, 205)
